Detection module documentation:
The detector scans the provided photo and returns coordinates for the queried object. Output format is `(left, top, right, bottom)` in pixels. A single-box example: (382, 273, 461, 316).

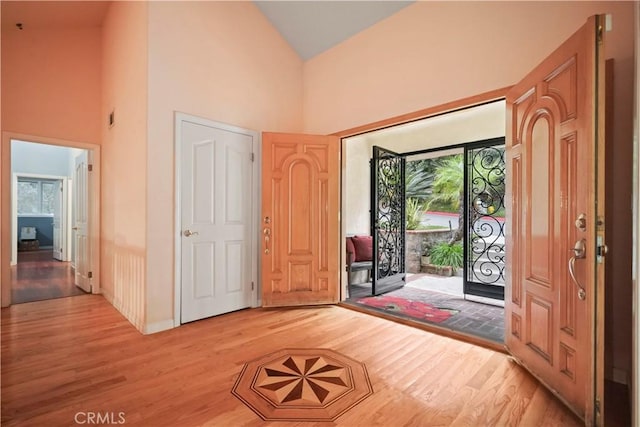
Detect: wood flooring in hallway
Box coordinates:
(10, 250, 87, 304)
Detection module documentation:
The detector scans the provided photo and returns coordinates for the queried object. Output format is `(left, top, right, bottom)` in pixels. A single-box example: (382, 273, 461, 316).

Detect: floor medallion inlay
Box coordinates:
(232, 348, 373, 421)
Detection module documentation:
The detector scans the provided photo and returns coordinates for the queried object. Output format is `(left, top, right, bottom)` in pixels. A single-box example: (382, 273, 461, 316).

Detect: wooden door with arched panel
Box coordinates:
(261, 133, 340, 307)
(505, 15, 605, 424)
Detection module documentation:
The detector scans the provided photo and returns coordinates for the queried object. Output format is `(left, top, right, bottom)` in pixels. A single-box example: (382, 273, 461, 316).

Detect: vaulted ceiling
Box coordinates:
(253, 1, 413, 60)
(1, 1, 413, 61)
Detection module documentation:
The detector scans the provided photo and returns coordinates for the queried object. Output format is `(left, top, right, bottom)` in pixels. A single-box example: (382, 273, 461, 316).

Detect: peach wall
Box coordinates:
(1, 26, 101, 145)
(146, 1, 303, 326)
(305, 2, 634, 379)
(101, 2, 148, 332)
(1, 20, 101, 306)
(304, 1, 632, 135)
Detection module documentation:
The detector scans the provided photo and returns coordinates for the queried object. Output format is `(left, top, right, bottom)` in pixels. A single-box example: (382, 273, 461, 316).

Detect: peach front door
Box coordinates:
(505, 15, 605, 424)
(261, 133, 340, 307)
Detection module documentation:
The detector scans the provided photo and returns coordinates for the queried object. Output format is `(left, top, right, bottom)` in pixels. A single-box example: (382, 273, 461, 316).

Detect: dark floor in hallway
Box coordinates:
(10, 250, 87, 304)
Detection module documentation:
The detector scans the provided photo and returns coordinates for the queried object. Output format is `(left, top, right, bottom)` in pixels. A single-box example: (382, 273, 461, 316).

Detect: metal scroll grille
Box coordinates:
(371, 146, 406, 295)
(466, 144, 506, 299)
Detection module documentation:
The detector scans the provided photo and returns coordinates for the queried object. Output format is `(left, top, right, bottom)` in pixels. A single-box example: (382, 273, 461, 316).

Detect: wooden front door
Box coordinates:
(261, 133, 339, 307)
(505, 15, 605, 424)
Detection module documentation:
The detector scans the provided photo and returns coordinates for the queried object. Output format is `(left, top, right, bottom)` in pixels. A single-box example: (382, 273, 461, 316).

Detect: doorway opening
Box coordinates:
(9, 139, 96, 304)
(342, 100, 506, 343)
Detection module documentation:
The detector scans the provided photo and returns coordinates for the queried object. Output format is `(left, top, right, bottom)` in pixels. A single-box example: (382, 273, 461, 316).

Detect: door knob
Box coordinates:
(183, 229, 199, 237)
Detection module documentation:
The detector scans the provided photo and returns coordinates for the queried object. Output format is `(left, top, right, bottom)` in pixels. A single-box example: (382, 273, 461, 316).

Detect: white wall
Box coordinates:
(344, 101, 505, 235)
(11, 140, 74, 176)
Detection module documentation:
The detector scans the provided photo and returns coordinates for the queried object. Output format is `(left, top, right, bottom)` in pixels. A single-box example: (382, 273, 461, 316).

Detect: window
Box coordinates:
(17, 179, 57, 215)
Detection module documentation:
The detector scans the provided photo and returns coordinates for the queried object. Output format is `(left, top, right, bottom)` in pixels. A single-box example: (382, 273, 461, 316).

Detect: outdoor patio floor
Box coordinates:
(346, 273, 505, 344)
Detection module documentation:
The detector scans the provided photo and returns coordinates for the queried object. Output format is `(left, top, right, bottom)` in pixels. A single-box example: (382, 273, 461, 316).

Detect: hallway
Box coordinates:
(10, 250, 87, 304)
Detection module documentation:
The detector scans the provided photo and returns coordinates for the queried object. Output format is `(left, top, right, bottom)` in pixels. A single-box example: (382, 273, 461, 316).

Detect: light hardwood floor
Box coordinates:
(1, 295, 581, 426)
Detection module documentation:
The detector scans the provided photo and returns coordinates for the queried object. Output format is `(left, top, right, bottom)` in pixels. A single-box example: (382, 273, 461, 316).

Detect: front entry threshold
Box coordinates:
(339, 301, 505, 353)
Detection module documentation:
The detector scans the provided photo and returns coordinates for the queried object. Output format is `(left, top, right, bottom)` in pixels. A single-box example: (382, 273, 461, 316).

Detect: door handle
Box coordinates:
(183, 229, 199, 237)
(264, 228, 271, 254)
(568, 239, 586, 300)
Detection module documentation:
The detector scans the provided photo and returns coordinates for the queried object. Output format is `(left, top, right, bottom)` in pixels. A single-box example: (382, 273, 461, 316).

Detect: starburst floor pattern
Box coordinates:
(232, 348, 373, 421)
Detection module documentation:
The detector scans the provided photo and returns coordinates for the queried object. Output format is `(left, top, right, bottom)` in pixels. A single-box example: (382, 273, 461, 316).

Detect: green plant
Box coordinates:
(406, 198, 425, 230)
(429, 242, 463, 268)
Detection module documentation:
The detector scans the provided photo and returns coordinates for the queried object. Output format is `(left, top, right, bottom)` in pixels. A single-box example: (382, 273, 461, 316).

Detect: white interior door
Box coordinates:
(73, 151, 91, 292)
(180, 119, 255, 323)
(52, 179, 64, 261)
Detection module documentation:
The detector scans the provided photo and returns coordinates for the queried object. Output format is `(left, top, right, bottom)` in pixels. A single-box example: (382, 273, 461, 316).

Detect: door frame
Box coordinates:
(11, 173, 68, 264)
(173, 112, 261, 327)
(338, 88, 511, 302)
(1, 132, 101, 307)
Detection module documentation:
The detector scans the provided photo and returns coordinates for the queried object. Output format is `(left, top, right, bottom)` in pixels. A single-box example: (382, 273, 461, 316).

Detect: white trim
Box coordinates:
(67, 178, 74, 267)
(174, 112, 260, 327)
(2, 133, 101, 301)
(87, 148, 101, 294)
(11, 172, 68, 265)
(144, 319, 175, 335)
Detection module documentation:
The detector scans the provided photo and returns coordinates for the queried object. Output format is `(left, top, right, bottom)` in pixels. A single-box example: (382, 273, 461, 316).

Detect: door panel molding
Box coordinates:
(506, 15, 605, 424)
(174, 113, 260, 326)
(261, 132, 339, 307)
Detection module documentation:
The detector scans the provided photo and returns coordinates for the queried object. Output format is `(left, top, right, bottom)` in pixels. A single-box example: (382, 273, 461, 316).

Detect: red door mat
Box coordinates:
(356, 295, 459, 323)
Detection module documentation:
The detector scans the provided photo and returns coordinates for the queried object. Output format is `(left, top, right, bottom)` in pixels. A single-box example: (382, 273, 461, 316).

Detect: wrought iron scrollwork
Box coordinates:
(468, 145, 506, 286)
(371, 147, 405, 294)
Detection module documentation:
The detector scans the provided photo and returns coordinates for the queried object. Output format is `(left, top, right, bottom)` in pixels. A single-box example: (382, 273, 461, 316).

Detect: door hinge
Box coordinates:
(595, 397, 601, 416)
(88, 164, 93, 172)
(251, 281, 255, 291)
(250, 153, 255, 162)
(88, 271, 93, 279)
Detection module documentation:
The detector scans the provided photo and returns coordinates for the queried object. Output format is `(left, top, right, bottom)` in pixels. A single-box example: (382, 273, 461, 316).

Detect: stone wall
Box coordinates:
(405, 229, 454, 273)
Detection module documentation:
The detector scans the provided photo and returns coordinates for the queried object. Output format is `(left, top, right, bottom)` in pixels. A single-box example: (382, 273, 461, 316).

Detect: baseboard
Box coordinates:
(144, 319, 175, 335)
